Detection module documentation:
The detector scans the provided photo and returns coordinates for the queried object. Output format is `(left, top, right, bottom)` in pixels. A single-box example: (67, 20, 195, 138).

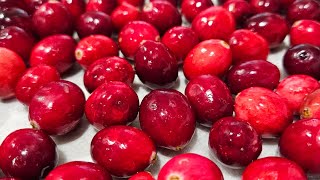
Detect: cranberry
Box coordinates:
(134, 40, 178, 89)
(0, 7, 33, 34)
(300, 89, 320, 119)
(29, 80, 85, 135)
(229, 29, 269, 64)
(287, 0, 320, 24)
(76, 11, 113, 39)
(280, 0, 295, 9)
(242, 157, 307, 179)
(61, 0, 86, 22)
(283, 44, 320, 79)
(235, 87, 293, 137)
(0, 129, 57, 179)
(118, 21, 160, 59)
(91, 125, 157, 177)
(23, 0, 48, 14)
(275, 75, 320, 115)
(0, 178, 20, 180)
(280, 118, 320, 174)
(118, 0, 144, 7)
(0, 0, 27, 12)
(192, 6, 236, 41)
(75, 35, 119, 69)
(110, 3, 140, 31)
(181, 0, 214, 23)
(158, 153, 223, 180)
(83, 56, 135, 93)
(0, 47, 26, 100)
(226, 60, 280, 94)
(183, 39, 232, 79)
(150, 0, 177, 6)
(129, 171, 154, 180)
(290, 20, 320, 47)
(209, 117, 262, 168)
(45, 161, 112, 180)
(15, 65, 60, 105)
(185, 75, 234, 127)
(29, 34, 76, 74)
(250, 0, 280, 13)
(86, 0, 117, 15)
(223, 0, 253, 27)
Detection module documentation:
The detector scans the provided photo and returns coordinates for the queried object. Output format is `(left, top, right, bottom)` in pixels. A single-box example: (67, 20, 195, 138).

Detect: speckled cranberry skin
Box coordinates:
(91, 125, 157, 178)
(111, 3, 140, 31)
(250, 0, 280, 13)
(181, 0, 214, 23)
(0, 129, 57, 180)
(300, 89, 320, 119)
(290, 20, 320, 47)
(29, 80, 85, 135)
(242, 157, 307, 180)
(223, 0, 253, 27)
(61, 0, 86, 22)
(129, 171, 154, 180)
(287, 0, 320, 24)
(0, 7, 33, 34)
(45, 161, 112, 180)
(185, 75, 234, 127)
(86, 0, 117, 15)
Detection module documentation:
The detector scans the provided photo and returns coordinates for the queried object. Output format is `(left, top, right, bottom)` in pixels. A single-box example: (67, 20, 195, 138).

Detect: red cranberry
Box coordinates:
(0, 128, 57, 179)
(235, 87, 293, 137)
(86, 0, 117, 15)
(134, 40, 178, 89)
(129, 171, 154, 180)
(181, 0, 214, 23)
(280, 118, 320, 173)
(158, 153, 223, 180)
(192, 6, 236, 41)
(226, 60, 280, 94)
(118, 21, 160, 59)
(283, 44, 320, 79)
(280, 0, 295, 9)
(0, 7, 33, 34)
(290, 20, 320, 47)
(75, 35, 119, 69)
(0, 47, 26, 100)
(76, 11, 113, 39)
(209, 117, 262, 168)
(0, 0, 27, 12)
(29, 34, 76, 74)
(229, 29, 269, 64)
(150, 0, 177, 6)
(0, 178, 20, 180)
(118, 0, 144, 7)
(287, 0, 320, 24)
(15, 65, 60, 105)
(300, 89, 320, 119)
(45, 161, 112, 180)
(29, 80, 85, 135)
(250, 0, 280, 13)
(83, 56, 135, 93)
(110, 3, 140, 31)
(185, 75, 234, 127)
(61, 0, 86, 22)
(275, 75, 320, 115)
(23, 0, 48, 14)
(223, 0, 253, 27)
(183, 39, 232, 79)
(242, 157, 307, 179)
(91, 125, 157, 177)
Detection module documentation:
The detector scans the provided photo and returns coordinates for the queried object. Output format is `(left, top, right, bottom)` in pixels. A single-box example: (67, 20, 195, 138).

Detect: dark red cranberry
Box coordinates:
(91, 125, 157, 177)
(290, 20, 320, 47)
(287, 0, 320, 24)
(61, 0, 86, 22)
(0, 128, 57, 179)
(86, 0, 117, 15)
(76, 11, 113, 39)
(250, 0, 280, 13)
(181, 0, 214, 23)
(280, 0, 295, 9)
(118, 0, 144, 7)
(23, 0, 48, 14)
(283, 44, 320, 79)
(0, 7, 33, 34)
(29, 80, 85, 135)
(0, 178, 20, 180)
(129, 171, 154, 180)
(300, 89, 320, 119)
(111, 3, 140, 31)
(223, 0, 253, 27)
(0, 0, 27, 12)
(150, 0, 177, 6)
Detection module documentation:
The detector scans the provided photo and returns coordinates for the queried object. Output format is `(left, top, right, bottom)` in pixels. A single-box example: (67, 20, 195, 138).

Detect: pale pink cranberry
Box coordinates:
(250, 0, 280, 13)
(23, 0, 48, 14)
(86, 0, 117, 15)
(61, 0, 86, 22)
(223, 0, 253, 27)
(91, 125, 157, 177)
(29, 80, 85, 135)
(287, 0, 320, 24)
(0, 7, 33, 34)
(181, 0, 214, 23)
(129, 171, 154, 180)
(110, 3, 140, 31)
(300, 89, 320, 119)
(290, 20, 320, 47)
(118, 0, 144, 7)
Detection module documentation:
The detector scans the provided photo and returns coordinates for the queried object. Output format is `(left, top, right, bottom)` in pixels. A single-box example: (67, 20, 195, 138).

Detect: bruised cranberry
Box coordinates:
(91, 125, 157, 177)
(86, 0, 117, 15)
(181, 0, 214, 23)
(185, 75, 234, 127)
(23, 0, 48, 14)
(158, 153, 223, 180)
(223, 0, 253, 27)
(129, 171, 154, 180)
(45, 161, 112, 180)
(15, 65, 60, 105)
(250, 0, 280, 13)
(84, 56, 134, 93)
(0, 8, 33, 34)
(290, 20, 320, 47)
(118, 0, 144, 7)
(300, 89, 320, 119)
(0, 128, 57, 180)
(287, 0, 320, 24)
(29, 80, 85, 135)
(242, 157, 307, 180)
(61, 0, 86, 22)
(110, 3, 140, 31)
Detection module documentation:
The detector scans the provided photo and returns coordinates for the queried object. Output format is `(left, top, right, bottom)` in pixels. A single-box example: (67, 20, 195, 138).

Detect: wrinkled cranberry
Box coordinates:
(300, 89, 320, 119)
(110, 3, 140, 31)
(250, 0, 280, 13)
(61, 0, 86, 22)
(290, 20, 320, 47)
(86, 0, 117, 15)
(287, 0, 320, 24)
(223, 0, 253, 27)
(0, 7, 33, 34)
(181, 0, 214, 23)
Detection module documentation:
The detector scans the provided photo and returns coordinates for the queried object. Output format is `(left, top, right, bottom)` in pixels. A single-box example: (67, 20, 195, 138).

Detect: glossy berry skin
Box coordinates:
(250, 0, 280, 14)
(245, 12, 289, 48)
(283, 44, 320, 79)
(0, 129, 57, 180)
(75, 35, 119, 69)
(183, 39, 232, 80)
(0, 0, 27, 11)
(129, 171, 154, 180)
(0, 47, 26, 100)
(139, 89, 196, 150)
(242, 157, 307, 180)
(275, 75, 320, 115)
(45, 161, 112, 180)
(118, 0, 144, 7)
(280, 118, 320, 173)
(300, 89, 320, 119)
(192, 6, 236, 41)
(110, 3, 140, 31)
(32, 2, 73, 38)
(209, 117, 262, 168)
(30, 34, 76, 74)
(290, 20, 320, 47)
(134, 40, 178, 89)
(84, 56, 135, 93)
(287, 0, 320, 24)
(158, 153, 223, 180)
(223, 0, 253, 27)
(86, 0, 117, 15)
(91, 125, 157, 177)
(185, 75, 234, 127)
(29, 80, 85, 135)
(15, 65, 60, 105)
(0, 8, 33, 34)
(229, 29, 269, 64)
(61, 0, 86, 22)
(85, 81, 139, 130)
(235, 87, 292, 137)
(226, 60, 280, 94)
(23, 0, 48, 14)
(181, 0, 214, 23)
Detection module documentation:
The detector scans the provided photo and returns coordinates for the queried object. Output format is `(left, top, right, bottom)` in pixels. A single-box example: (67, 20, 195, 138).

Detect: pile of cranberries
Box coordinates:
(0, 0, 320, 179)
